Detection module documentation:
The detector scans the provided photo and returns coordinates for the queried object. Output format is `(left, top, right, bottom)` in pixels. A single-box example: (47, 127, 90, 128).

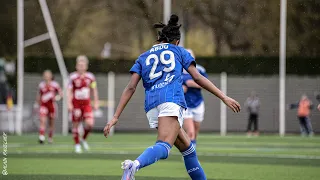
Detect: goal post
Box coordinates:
(16, 0, 69, 135)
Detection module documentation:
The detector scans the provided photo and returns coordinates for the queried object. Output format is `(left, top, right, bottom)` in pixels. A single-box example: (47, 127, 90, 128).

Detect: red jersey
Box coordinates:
(69, 72, 96, 106)
(38, 81, 61, 106)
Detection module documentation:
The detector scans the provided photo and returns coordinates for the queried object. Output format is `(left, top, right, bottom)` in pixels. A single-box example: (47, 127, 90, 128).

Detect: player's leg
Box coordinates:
(306, 117, 314, 136)
(38, 106, 48, 144)
(183, 117, 196, 145)
(253, 114, 259, 136)
(298, 116, 306, 136)
(72, 108, 82, 153)
(301, 117, 310, 135)
(47, 103, 56, 143)
(81, 106, 94, 151)
(121, 103, 181, 180)
(174, 128, 207, 180)
(193, 121, 201, 143)
(192, 102, 205, 147)
(136, 112, 180, 168)
(247, 114, 253, 136)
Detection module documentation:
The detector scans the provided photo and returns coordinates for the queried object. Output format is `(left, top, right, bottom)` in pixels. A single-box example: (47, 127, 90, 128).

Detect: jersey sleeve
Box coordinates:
(180, 48, 196, 70)
(200, 71, 208, 78)
(38, 83, 42, 94)
(68, 76, 73, 89)
(129, 59, 142, 76)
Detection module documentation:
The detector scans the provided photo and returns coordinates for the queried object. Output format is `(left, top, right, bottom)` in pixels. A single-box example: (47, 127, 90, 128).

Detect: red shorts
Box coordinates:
(39, 103, 56, 119)
(72, 104, 93, 122)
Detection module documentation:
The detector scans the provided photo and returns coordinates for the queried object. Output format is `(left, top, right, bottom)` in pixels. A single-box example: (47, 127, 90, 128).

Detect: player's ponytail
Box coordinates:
(154, 14, 181, 43)
(168, 14, 179, 26)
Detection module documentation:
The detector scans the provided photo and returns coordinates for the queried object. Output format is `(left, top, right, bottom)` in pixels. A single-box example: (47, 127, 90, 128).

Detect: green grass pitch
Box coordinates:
(2, 133, 320, 180)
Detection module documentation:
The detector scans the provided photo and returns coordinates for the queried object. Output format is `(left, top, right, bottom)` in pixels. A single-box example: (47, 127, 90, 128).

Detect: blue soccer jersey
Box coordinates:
(183, 65, 208, 108)
(130, 43, 195, 112)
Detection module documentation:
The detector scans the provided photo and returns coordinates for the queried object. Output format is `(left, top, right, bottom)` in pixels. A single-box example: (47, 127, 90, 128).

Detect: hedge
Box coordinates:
(23, 56, 320, 75)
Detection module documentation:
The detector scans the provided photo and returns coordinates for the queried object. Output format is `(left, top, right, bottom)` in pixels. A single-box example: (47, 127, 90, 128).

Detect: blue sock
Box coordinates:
(191, 140, 197, 148)
(136, 141, 172, 169)
(182, 144, 206, 180)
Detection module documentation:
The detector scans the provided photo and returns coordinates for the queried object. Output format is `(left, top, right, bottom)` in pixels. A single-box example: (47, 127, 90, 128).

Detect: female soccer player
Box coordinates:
(182, 49, 208, 148)
(36, 70, 62, 144)
(104, 15, 241, 180)
(68, 55, 99, 153)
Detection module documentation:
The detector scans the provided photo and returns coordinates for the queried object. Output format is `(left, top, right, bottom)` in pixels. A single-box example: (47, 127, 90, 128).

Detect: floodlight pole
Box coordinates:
(279, 0, 287, 137)
(16, 0, 24, 135)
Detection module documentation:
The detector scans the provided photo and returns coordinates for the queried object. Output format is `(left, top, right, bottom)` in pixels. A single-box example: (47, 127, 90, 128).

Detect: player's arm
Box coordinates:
(55, 84, 63, 101)
(183, 85, 188, 93)
(67, 86, 73, 111)
(104, 73, 141, 137)
(185, 79, 201, 88)
(91, 81, 99, 110)
(288, 102, 299, 109)
(187, 64, 240, 113)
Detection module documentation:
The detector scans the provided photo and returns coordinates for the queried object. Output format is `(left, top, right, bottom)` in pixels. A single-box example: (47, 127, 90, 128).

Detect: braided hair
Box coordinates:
(154, 14, 181, 43)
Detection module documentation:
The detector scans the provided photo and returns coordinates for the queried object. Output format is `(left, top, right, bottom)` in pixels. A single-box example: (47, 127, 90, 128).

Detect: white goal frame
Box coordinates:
(17, 0, 69, 135)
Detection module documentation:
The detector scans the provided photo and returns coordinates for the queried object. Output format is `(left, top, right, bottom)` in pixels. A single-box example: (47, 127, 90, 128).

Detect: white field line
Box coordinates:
(7, 143, 320, 152)
(5, 144, 320, 160)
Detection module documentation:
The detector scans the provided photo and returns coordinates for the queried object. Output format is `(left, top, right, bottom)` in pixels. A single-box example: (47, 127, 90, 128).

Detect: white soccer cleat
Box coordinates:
(75, 144, 82, 154)
(48, 138, 53, 144)
(39, 135, 45, 144)
(80, 140, 90, 151)
(121, 160, 138, 180)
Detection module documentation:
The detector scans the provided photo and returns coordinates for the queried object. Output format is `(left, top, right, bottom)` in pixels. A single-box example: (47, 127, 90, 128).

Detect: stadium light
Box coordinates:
(279, 0, 287, 137)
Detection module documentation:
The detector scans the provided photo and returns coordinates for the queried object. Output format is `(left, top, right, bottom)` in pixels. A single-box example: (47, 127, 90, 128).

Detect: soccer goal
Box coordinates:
(16, 0, 69, 135)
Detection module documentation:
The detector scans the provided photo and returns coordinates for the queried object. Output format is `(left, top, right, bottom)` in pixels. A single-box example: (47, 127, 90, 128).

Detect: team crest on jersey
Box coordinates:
(75, 79, 82, 87)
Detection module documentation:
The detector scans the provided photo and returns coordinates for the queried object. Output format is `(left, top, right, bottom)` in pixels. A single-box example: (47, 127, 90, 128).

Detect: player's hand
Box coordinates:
(94, 101, 99, 110)
(103, 117, 118, 138)
(55, 95, 61, 101)
(318, 104, 320, 111)
(182, 85, 188, 93)
(68, 103, 73, 112)
(222, 96, 241, 113)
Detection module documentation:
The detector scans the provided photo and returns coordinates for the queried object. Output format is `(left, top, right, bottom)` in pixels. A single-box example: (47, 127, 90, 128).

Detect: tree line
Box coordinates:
(0, 0, 319, 58)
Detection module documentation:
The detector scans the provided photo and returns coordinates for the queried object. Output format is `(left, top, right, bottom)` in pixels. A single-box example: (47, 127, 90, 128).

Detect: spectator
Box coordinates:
(316, 93, 320, 111)
(244, 91, 260, 136)
(289, 94, 314, 136)
(0, 58, 8, 104)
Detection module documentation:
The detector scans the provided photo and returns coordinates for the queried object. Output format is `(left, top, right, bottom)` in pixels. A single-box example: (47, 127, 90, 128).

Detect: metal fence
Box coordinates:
(0, 73, 319, 134)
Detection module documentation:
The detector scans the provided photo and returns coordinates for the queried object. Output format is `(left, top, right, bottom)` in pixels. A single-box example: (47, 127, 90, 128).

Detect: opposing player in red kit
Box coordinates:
(68, 55, 99, 153)
(36, 70, 62, 144)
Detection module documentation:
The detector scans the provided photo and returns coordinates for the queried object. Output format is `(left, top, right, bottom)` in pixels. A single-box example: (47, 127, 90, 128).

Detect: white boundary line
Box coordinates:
(6, 150, 320, 160)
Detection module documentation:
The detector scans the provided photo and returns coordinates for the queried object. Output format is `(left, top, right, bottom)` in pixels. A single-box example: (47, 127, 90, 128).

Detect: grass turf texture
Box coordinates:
(2, 133, 320, 180)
